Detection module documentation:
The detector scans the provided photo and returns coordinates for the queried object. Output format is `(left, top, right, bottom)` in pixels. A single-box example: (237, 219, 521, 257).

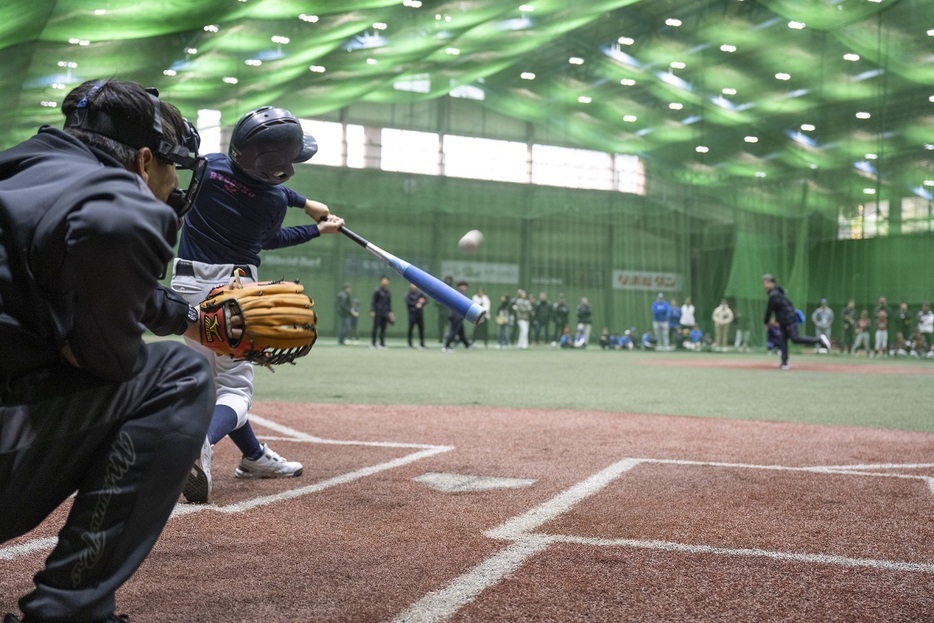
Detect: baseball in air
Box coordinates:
(457, 229, 484, 254)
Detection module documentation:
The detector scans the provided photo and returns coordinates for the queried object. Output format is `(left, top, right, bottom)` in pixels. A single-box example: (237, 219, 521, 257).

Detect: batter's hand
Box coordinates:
(316, 214, 345, 234)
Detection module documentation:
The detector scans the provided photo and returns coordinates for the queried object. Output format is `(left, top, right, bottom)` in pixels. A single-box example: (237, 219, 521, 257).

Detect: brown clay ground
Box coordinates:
(2, 401, 933, 622)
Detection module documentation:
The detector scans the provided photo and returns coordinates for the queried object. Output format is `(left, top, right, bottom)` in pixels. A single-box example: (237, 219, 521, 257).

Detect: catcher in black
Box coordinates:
(762, 273, 831, 369)
(0, 79, 216, 622)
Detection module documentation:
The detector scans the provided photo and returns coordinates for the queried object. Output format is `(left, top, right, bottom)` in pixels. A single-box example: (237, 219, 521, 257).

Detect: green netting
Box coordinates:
(227, 164, 934, 347)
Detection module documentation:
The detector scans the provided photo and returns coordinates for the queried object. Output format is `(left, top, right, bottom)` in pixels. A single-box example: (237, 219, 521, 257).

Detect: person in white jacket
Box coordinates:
(712, 299, 735, 350)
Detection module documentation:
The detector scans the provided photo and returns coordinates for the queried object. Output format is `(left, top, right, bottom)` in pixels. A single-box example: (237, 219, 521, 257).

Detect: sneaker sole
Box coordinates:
(183, 464, 210, 503)
(234, 466, 304, 480)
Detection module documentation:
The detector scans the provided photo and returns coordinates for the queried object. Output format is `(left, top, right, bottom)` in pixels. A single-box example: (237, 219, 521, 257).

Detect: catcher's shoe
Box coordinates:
(183, 437, 213, 504)
(234, 443, 303, 479)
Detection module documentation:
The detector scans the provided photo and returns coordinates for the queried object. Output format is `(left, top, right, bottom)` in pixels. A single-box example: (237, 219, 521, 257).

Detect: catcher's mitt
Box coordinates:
(199, 278, 318, 366)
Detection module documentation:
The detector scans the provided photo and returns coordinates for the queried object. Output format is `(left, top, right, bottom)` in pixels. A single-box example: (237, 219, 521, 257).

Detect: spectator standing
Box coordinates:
(336, 283, 353, 345)
(442, 281, 472, 351)
(651, 293, 671, 351)
(679, 296, 696, 337)
(551, 294, 570, 346)
(470, 286, 492, 347)
(852, 309, 871, 356)
(841, 300, 857, 354)
(495, 294, 514, 349)
(873, 296, 891, 356)
(513, 288, 534, 349)
(873, 302, 889, 358)
(370, 274, 393, 349)
(811, 299, 834, 353)
(895, 302, 913, 346)
(577, 296, 594, 345)
(532, 291, 553, 346)
(762, 274, 830, 369)
(667, 298, 681, 349)
(404, 283, 428, 349)
(917, 302, 934, 339)
(712, 299, 735, 351)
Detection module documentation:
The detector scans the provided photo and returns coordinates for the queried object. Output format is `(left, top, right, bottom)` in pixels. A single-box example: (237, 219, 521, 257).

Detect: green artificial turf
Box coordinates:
(248, 339, 934, 433)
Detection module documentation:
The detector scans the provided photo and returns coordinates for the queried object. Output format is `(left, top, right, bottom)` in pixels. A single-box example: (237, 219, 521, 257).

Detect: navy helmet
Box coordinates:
(228, 106, 317, 184)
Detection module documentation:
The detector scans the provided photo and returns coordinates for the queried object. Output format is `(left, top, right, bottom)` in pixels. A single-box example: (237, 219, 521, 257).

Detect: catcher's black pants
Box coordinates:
(0, 342, 214, 622)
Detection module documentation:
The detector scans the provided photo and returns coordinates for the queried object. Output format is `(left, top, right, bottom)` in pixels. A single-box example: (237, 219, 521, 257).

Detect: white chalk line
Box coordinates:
(393, 457, 934, 623)
(0, 413, 452, 559)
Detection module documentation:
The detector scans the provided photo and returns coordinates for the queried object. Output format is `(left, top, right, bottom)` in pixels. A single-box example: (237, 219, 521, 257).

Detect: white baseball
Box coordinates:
(457, 229, 484, 254)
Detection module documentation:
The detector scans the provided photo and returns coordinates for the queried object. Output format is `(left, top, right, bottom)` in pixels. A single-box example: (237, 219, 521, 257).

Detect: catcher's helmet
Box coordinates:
(228, 106, 317, 184)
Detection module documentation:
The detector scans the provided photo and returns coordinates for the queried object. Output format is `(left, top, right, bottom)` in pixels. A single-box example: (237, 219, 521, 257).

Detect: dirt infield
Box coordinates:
(3, 403, 933, 622)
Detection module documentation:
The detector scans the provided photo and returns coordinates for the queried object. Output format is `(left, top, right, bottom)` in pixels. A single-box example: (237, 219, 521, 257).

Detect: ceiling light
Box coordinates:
(93, 9, 106, 15)
(578, 96, 592, 104)
(863, 188, 876, 194)
(695, 145, 709, 153)
(855, 111, 871, 119)
(623, 115, 637, 122)
(68, 38, 90, 46)
(620, 78, 636, 86)
(403, 0, 422, 6)
(222, 76, 238, 84)
(445, 47, 460, 55)
(928, 29, 934, 36)
(744, 136, 758, 143)
(185, 47, 198, 55)
(755, 171, 767, 178)
(245, 59, 262, 66)
(775, 72, 791, 80)
(271, 36, 290, 44)
(665, 18, 682, 27)
(618, 36, 634, 45)
(57, 61, 77, 68)
(40, 101, 57, 108)
(372, 22, 387, 30)
(366, 58, 378, 65)
(520, 72, 535, 80)
(670, 61, 686, 69)
(299, 14, 319, 22)
(809, 164, 818, 169)
(929, 95, 934, 102)
(721, 87, 736, 96)
(569, 57, 584, 65)
(519, 4, 534, 11)
(923, 180, 934, 187)
(720, 44, 736, 53)
(865, 153, 877, 160)
(788, 21, 806, 30)
(163, 69, 177, 76)
(309, 65, 326, 73)
(203, 24, 219, 33)
(669, 102, 683, 110)
(801, 123, 815, 131)
(50, 83, 65, 89)
(843, 53, 860, 61)
(926, 144, 934, 150)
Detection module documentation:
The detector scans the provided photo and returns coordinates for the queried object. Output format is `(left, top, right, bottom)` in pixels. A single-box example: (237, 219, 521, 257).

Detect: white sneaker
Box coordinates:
(183, 437, 212, 504)
(234, 443, 303, 479)
(819, 334, 832, 352)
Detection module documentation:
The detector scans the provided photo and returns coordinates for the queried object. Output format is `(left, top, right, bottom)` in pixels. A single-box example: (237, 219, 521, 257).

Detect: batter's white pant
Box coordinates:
(170, 259, 259, 428)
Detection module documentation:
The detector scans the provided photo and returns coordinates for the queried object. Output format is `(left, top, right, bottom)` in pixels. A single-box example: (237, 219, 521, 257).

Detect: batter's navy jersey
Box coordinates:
(177, 153, 319, 266)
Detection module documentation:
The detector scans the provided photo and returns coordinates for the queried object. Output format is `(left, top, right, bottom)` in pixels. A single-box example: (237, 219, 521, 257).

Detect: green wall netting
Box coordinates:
(206, 164, 933, 347)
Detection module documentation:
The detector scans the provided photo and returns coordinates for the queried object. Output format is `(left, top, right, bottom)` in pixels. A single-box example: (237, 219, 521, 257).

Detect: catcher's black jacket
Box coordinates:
(0, 126, 189, 380)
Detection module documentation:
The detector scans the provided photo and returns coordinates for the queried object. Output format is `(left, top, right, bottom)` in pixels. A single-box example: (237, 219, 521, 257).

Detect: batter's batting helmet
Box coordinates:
(228, 106, 317, 184)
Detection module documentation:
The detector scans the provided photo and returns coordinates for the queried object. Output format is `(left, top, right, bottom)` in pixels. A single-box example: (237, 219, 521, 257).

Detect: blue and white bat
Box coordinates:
(339, 226, 486, 325)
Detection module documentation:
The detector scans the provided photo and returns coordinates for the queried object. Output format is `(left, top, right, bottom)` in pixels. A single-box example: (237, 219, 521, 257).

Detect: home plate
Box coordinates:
(414, 472, 536, 493)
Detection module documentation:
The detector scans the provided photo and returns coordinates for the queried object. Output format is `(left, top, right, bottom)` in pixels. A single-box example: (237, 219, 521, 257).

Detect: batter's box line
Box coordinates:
(391, 457, 934, 623)
(0, 415, 453, 558)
